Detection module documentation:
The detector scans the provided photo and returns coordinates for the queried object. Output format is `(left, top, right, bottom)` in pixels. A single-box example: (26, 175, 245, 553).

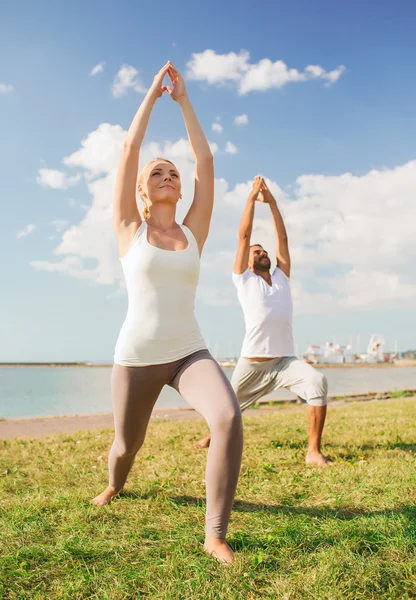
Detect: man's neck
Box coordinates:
(251, 267, 272, 285)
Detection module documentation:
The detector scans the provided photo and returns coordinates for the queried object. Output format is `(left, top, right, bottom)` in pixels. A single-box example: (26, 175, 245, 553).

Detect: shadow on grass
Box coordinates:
(324, 441, 416, 455)
(169, 497, 416, 553)
(169, 496, 416, 522)
(118, 489, 157, 500)
(362, 441, 416, 453)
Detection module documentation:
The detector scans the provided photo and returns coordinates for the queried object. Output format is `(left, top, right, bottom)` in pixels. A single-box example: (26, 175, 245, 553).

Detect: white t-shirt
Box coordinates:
(232, 267, 295, 358)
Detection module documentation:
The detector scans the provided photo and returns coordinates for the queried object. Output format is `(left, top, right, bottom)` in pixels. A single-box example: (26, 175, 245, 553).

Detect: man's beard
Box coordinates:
(254, 257, 271, 271)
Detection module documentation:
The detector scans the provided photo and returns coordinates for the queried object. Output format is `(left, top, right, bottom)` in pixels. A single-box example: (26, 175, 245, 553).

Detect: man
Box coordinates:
(198, 176, 330, 466)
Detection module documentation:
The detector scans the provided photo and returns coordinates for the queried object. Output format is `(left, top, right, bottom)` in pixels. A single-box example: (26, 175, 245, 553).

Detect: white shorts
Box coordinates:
(231, 357, 328, 411)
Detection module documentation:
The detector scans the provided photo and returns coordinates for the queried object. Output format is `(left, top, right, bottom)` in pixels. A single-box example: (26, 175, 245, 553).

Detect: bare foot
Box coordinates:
(204, 536, 235, 564)
(196, 435, 211, 450)
(306, 451, 332, 467)
(92, 486, 120, 506)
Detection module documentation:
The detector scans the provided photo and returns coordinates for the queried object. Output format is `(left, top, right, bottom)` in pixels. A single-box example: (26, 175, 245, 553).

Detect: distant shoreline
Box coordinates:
(1, 361, 415, 369)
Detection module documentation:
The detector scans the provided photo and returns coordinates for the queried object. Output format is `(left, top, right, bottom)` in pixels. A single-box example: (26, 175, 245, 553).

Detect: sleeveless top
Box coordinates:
(114, 221, 207, 366)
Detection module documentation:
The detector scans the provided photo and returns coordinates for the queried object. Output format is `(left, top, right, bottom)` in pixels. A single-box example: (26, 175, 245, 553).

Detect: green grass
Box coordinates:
(389, 389, 412, 399)
(1, 398, 416, 599)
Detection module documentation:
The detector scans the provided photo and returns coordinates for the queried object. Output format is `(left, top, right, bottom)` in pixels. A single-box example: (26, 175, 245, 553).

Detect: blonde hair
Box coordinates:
(138, 158, 176, 220)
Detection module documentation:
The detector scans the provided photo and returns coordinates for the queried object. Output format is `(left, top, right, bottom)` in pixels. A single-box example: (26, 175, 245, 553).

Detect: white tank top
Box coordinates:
(114, 221, 206, 366)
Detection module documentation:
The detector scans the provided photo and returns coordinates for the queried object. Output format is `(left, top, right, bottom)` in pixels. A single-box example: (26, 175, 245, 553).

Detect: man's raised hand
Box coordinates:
(259, 179, 275, 204)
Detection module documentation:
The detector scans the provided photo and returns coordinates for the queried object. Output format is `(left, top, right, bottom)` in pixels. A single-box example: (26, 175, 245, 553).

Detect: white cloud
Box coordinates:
(322, 66, 346, 87)
(63, 123, 126, 177)
(187, 49, 250, 85)
(234, 114, 248, 126)
(33, 122, 416, 313)
(225, 141, 238, 154)
(31, 256, 95, 280)
(112, 65, 146, 98)
(212, 123, 223, 133)
(17, 224, 36, 239)
(90, 62, 105, 76)
(186, 49, 345, 95)
(37, 169, 81, 190)
(240, 60, 345, 95)
(0, 82, 14, 94)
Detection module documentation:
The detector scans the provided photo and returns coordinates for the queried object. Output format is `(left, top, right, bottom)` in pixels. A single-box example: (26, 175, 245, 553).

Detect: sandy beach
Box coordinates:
(0, 405, 276, 440)
(1, 391, 414, 440)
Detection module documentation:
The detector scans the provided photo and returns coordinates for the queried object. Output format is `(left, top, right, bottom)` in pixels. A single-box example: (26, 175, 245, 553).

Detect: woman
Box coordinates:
(93, 62, 243, 563)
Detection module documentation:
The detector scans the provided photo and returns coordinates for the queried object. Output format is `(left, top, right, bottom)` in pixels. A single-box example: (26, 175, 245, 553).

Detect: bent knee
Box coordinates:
(210, 405, 242, 436)
(306, 372, 328, 406)
(112, 440, 143, 459)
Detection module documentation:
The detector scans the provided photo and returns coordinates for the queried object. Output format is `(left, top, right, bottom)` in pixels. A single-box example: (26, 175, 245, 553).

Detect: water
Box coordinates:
(0, 366, 415, 419)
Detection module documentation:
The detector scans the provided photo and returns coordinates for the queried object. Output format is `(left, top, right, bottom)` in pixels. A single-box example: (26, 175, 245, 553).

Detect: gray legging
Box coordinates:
(109, 350, 243, 538)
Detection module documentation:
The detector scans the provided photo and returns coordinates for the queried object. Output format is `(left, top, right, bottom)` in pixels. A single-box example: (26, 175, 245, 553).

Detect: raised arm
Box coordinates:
(233, 176, 263, 274)
(113, 62, 170, 256)
(165, 65, 214, 253)
(260, 179, 291, 278)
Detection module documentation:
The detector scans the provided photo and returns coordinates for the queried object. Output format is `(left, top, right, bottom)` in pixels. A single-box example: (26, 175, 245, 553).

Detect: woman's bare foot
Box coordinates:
(204, 536, 235, 564)
(92, 486, 120, 506)
(196, 434, 211, 449)
(306, 451, 332, 467)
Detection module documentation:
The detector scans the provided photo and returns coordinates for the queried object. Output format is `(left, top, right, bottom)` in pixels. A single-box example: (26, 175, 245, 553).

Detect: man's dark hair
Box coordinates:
(250, 244, 263, 249)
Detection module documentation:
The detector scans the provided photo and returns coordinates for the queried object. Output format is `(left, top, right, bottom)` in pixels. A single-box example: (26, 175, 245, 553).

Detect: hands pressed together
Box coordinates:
(150, 61, 187, 102)
(250, 175, 274, 204)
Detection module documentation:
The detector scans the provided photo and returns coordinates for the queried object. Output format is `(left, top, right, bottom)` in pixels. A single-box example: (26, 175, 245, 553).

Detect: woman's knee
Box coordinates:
(112, 438, 143, 459)
(210, 403, 242, 436)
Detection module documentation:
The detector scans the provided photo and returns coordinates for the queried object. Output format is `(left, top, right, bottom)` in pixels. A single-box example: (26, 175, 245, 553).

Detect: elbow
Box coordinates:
(197, 152, 214, 164)
(122, 140, 140, 153)
(238, 230, 250, 241)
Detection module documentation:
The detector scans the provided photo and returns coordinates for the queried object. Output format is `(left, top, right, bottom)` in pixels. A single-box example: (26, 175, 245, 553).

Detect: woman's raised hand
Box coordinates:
(250, 175, 264, 201)
(165, 63, 188, 102)
(149, 62, 171, 99)
(148, 62, 187, 102)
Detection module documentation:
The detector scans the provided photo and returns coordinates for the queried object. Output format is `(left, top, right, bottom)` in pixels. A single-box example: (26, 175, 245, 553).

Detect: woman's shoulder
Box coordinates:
(119, 221, 146, 261)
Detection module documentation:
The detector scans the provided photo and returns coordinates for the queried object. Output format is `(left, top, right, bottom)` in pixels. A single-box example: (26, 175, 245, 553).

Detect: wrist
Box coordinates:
(146, 87, 161, 102)
(177, 94, 190, 106)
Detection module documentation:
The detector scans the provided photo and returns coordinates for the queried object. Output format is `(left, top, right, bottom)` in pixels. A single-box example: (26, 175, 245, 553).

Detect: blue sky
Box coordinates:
(1, 0, 416, 361)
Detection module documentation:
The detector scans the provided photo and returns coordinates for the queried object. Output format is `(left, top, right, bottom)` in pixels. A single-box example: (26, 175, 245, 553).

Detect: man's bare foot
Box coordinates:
(196, 435, 211, 450)
(92, 486, 120, 506)
(306, 451, 332, 467)
(204, 536, 235, 564)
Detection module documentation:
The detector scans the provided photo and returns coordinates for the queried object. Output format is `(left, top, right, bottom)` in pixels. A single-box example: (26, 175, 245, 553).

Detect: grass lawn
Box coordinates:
(1, 398, 415, 599)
